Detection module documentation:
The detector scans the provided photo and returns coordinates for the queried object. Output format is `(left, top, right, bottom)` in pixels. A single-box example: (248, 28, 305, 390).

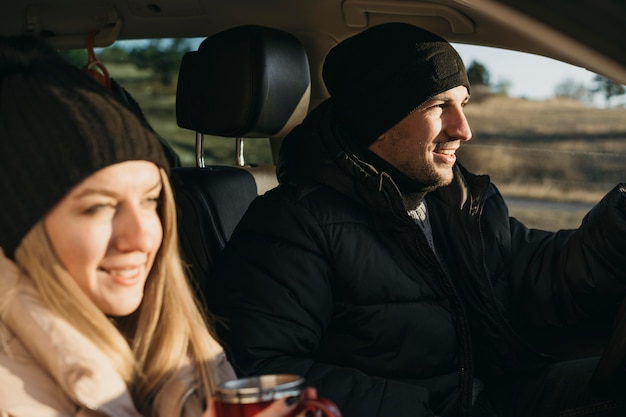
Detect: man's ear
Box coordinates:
(367, 132, 386, 153)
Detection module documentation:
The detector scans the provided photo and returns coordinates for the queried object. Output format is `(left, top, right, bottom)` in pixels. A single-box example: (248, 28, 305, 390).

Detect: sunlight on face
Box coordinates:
(44, 161, 163, 317)
(368, 85, 472, 188)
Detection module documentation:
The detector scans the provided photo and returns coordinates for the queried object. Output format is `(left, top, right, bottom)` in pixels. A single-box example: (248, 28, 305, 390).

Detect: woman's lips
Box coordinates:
(100, 266, 144, 285)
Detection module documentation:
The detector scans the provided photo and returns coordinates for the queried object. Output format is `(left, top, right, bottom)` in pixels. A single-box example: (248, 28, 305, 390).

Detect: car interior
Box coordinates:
(171, 24, 311, 300)
(1, 0, 626, 397)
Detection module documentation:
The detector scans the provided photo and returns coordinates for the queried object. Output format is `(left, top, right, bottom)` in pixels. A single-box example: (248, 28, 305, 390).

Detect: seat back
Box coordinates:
(170, 166, 257, 298)
(172, 25, 310, 298)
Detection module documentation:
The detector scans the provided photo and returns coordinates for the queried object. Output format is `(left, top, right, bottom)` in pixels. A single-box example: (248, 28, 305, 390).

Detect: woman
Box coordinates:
(0, 35, 311, 417)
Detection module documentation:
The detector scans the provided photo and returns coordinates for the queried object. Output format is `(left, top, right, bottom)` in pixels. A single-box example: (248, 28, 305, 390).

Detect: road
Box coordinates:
(505, 197, 595, 212)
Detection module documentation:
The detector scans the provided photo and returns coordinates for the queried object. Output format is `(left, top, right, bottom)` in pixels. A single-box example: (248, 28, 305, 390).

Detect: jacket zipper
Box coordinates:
(407, 215, 474, 417)
(379, 173, 477, 417)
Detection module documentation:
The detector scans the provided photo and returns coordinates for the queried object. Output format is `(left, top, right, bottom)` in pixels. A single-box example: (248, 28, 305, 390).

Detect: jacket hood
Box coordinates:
(277, 99, 410, 216)
(278, 99, 362, 184)
(277, 98, 490, 220)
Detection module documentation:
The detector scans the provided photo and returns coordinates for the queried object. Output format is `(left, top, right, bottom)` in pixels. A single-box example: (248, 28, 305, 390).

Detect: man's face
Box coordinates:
(368, 85, 472, 188)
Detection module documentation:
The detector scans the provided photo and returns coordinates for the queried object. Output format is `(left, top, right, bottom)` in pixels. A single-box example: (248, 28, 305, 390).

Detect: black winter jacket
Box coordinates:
(207, 100, 626, 417)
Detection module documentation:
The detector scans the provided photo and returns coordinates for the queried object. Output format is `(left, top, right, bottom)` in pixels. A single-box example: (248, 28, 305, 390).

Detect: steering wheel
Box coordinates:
(590, 297, 626, 394)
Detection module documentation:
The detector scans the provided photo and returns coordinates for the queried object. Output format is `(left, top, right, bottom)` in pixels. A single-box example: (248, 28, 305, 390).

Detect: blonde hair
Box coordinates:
(13, 168, 221, 414)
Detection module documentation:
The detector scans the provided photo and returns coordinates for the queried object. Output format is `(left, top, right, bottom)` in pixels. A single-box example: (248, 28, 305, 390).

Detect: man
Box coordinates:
(207, 23, 626, 416)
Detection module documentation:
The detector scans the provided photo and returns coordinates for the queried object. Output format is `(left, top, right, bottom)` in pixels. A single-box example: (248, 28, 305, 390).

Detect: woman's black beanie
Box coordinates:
(0, 36, 170, 259)
(323, 22, 470, 146)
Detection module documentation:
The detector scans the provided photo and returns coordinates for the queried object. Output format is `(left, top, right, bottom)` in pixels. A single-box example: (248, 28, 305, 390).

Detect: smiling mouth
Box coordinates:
(433, 144, 458, 165)
(100, 267, 142, 279)
(434, 148, 456, 156)
(101, 266, 145, 286)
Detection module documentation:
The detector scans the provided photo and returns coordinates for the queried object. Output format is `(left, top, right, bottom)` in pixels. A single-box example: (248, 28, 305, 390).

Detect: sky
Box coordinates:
(452, 43, 599, 101)
(115, 38, 603, 104)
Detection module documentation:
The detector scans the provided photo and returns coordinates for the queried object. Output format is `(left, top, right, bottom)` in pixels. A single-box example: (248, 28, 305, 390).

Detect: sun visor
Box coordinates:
(24, 3, 121, 49)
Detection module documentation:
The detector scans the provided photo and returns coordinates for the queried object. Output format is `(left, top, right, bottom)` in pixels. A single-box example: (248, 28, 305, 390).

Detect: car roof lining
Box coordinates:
(1, 0, 624, 99)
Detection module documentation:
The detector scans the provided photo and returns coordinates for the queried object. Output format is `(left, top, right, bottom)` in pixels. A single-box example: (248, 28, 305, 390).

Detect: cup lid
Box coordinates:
(216, 374, 304, 404)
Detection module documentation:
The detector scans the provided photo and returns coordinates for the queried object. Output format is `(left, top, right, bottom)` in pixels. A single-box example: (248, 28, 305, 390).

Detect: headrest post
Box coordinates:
(236, 137, 245, 167)
(195, 131, 205, 168)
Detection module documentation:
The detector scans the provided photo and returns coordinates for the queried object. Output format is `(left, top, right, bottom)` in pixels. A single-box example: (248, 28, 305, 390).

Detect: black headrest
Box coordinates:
(176, 25, 311, 138)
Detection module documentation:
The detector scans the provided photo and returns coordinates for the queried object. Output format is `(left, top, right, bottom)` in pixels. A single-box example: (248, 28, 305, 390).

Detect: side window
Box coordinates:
(64, 41, 626, 232)
(87, 38, 274, 167)
(453, 45, 626, 231)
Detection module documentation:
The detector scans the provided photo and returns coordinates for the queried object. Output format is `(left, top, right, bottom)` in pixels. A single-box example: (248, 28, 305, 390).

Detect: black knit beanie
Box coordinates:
(0, 36, 170, 259)
(323, 22, 470, 147)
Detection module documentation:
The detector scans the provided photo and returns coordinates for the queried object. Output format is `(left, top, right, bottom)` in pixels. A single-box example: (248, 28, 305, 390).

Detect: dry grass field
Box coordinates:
(461, 95, 626, 229)
(462, 95, 626, 198)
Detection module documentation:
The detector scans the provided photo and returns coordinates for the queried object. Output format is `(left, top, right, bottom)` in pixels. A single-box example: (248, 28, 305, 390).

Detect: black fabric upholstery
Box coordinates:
(171, 166, 257, 301)
(172, 25, 310, 301)
(176, 25, 310, 138)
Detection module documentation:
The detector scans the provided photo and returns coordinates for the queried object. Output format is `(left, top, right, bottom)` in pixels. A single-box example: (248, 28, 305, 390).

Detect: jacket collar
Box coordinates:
(0, 251, 142, 417)
(278, 99, 492, 219)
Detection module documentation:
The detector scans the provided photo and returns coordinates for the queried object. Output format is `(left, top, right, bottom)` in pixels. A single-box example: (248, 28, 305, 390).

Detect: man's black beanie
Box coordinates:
(323, 22, 470, 147)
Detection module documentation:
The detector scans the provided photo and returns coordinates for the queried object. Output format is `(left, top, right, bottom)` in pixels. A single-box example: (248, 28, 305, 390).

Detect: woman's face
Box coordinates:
(44, 161, 163, 317)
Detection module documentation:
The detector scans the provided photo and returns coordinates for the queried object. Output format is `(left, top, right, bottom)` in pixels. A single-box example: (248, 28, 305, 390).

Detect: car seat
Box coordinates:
(171, 24, 311, 303)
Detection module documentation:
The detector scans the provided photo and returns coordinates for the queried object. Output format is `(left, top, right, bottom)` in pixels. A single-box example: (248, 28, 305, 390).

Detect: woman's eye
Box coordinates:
(144, 194, 161, 208)
(83, 203, 116, 215)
